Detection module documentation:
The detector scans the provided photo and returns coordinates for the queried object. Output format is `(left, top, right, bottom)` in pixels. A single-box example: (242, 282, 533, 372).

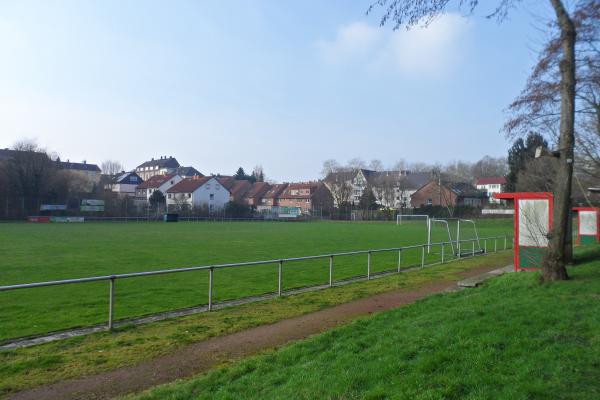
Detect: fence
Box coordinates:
(0, 235, 511, 340)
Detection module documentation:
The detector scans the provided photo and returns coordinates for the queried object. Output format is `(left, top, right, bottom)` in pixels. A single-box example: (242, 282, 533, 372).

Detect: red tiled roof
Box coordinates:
(230, 180, 252, 200)
(263, 183, 288, 199)
(216, 176, 236, 190)
(246, 182, 270, 198)
(136, 174, 177, 189)
(167, 177, 211, 193)
(475, 177, 506, 185)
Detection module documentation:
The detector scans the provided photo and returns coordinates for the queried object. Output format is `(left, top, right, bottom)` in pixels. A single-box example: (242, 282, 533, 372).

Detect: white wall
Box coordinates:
(191, 177, 230, 211)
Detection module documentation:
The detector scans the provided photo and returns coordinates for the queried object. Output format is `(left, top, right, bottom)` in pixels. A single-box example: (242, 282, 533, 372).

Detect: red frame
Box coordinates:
(494, 192, 554, 271)
(572, 207, 600, 244)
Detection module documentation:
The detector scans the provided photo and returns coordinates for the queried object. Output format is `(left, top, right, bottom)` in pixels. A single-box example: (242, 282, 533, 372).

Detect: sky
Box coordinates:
(0, 0, 556, 182)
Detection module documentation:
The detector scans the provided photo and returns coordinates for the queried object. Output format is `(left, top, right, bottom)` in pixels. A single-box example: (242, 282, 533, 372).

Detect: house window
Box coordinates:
(210, 194, 214, 200)
(187, 193, 191, 198)
(427, 198, 432, 205)
(206, 184, 211, 189)
(168, 194, 172, 199)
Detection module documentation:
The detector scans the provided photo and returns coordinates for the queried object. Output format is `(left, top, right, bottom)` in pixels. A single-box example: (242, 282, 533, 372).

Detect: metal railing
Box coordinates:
(0, 235, 511, 334)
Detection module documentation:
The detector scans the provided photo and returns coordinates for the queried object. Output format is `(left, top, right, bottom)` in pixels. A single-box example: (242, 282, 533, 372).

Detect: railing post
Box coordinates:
(458, 239, 461, 259)
(504, 235, 507, 250)
(108, 277, 115, 330)
(397, 250, 402, 273)
(494, 238, 497, 253)
(441, 243, 444, 264)
(421, 246, 425, 268)
(329, 256, 333, 287)
(367, 251, 371, 280)
(484, 239, 487, 254)
(208, 267, 214, 311)
(278, 260, 283, 296)
(472, 240, 475, 257)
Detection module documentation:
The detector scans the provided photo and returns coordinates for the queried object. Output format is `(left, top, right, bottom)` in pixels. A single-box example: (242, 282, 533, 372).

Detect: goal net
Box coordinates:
(396, 214, 429, 226)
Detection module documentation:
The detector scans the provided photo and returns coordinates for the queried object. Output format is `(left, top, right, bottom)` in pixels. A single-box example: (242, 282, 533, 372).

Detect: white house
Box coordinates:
(135, 174, 183, 204)
(135, 156, 180, 181)
(166, 176, 231, 213)
(475, 177, 507, 204)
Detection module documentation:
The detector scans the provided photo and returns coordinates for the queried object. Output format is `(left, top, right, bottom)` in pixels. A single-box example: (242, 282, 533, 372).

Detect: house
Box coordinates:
(175, 166, 203, 178)
(135, 156, 180, 181)
(257, 183, 289, 212)
(475, 177, 507, 204)
(324, 169, 431, 209)
(244, 182, 271, 207)
(410, 180, 487, 208)
(228, 180, 253, 203)
(104, 171, 143, 197)
(166, 176, 231, 213)
(135, 174, 182, 204)
(277, 182, 333, 214)
(57, 160, 102, 190)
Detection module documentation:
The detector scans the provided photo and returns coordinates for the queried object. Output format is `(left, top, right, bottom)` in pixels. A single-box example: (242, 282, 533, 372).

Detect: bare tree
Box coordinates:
(516, 158, 559, 192)
(369, 159, 384, 171)
(321, 159, 341, 177)
(371, 172, 397, 209)
(471, 155, 508, 178)
(323, 167, 355, 211)
(252, 165, 265, 182)
(101, 160, 125, 175)
(347, 158, 367, 169)
(369, 0, 577, 281)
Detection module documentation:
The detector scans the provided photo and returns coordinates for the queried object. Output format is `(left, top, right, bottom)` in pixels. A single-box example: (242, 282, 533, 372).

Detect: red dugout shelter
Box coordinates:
(572, 207, 600, 245)
(494, 192, 553, 271)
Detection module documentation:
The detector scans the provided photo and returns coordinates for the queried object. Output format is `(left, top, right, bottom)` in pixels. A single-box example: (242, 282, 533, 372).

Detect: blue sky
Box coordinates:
(0, 0, 553, 181)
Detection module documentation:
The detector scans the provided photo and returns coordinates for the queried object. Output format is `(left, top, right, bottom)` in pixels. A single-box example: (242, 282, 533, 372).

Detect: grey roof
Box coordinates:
(401, 172, 431, 190)
(0, 148, 15, 161)
(365, 170, 432, 191)
(58, 160, 101, 172)
(176, 166, 203, 177)
(136, 157, 180, 170)
(448, 182, 486, 197)
(113, 171, 143, 184)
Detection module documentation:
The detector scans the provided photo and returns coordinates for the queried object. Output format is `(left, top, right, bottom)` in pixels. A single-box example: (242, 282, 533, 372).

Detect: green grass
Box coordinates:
(129, 246, 600, 400)
(0, 251, 513, 396)
(0, 219, 511, 340)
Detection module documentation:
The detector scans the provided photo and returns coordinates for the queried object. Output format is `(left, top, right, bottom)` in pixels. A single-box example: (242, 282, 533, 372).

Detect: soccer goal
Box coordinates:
(427, 218, 456, 255)
(455, 219, 483, 257)
(396, 214, 429, 226)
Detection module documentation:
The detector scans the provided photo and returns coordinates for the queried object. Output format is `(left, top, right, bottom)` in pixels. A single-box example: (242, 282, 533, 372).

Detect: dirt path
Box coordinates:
(8, 265, 503, 400)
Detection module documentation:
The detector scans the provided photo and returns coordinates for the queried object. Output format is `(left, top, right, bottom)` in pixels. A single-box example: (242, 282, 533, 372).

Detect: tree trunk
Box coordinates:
(542, 0, 576, 282)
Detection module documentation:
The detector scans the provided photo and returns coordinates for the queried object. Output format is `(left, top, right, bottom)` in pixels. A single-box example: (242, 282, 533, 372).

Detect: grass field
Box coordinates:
(131, 245, 600, 400)
(0, 252, 513, 395)
(0, 219, 512, 340)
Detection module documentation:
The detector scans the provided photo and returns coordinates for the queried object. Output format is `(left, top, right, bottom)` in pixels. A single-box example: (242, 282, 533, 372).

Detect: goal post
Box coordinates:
(456, 219, 481, 254)
(428, 218, 455, 255)
(396, 214, 429, 226)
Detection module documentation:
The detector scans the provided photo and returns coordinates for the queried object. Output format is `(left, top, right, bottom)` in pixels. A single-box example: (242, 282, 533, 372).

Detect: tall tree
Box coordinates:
(506, 132, 548, 191)
(369, 0, 577, 281)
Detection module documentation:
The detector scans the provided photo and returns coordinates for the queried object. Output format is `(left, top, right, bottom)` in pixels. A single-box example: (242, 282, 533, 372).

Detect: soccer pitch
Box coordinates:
(0, 219, 512, 340)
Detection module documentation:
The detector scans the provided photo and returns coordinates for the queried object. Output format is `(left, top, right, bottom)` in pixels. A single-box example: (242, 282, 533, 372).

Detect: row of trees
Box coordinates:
(322, 156, 508, 183)
(234, 166, 266, 183)
(0, 141, 92, 218)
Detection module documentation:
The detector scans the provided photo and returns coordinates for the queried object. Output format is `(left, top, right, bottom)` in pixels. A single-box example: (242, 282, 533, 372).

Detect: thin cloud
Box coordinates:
(317, 14, 471, 77)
